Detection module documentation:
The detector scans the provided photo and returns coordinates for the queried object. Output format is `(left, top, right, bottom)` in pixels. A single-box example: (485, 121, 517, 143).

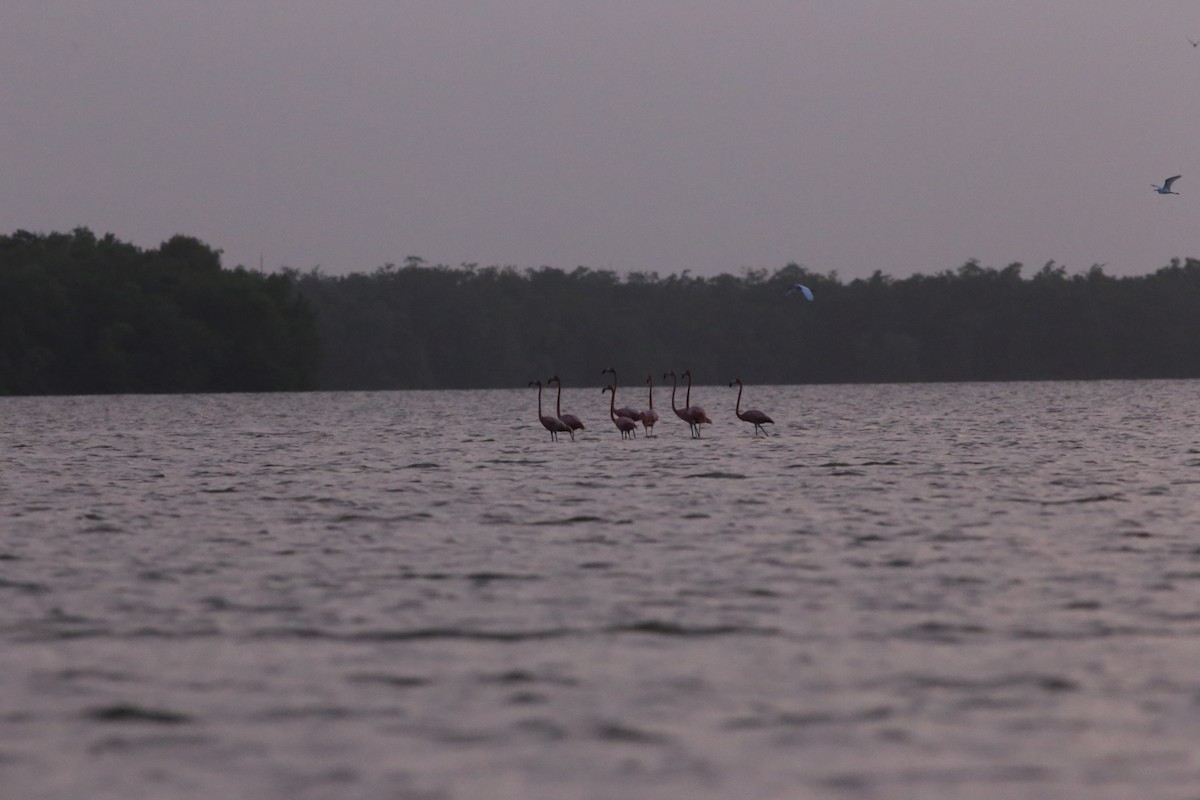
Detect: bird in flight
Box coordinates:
(1190, 38, 1199, 47)
(785, 283, 814, 301)
(1154, 175, 1181, 195)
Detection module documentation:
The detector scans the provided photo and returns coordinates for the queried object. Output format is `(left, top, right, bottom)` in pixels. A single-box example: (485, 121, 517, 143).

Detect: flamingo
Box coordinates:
(785, 283, 814, 301)
(529, 380, 573, 441)
(600, 367, 642, 422)
(602, 385, 639, 439)
(729, 378, 774, 437)
(663, 370, 696, 436)
(640, 373, 660, 436)
(663, 370, 710, 438)
(547, 375, 585, 434)
(681, 369, 713, 437)
(1154, 175, 1181, 195)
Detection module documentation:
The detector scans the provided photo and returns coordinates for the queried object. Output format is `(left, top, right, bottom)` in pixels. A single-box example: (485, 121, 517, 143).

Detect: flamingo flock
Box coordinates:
(529, 371, 774, 441)
(522, 278, 814, 440)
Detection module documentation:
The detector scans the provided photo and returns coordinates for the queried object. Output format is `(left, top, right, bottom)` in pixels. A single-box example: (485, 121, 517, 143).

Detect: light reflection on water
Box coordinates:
(2, 381, 1200, 799)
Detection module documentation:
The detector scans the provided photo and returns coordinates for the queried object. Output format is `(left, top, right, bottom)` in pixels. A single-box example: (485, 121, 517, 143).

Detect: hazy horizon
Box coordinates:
(5, 2, 1200, 281)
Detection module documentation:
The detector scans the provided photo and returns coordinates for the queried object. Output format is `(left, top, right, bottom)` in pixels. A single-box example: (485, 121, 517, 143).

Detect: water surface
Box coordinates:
(2, 381, 1200, 799)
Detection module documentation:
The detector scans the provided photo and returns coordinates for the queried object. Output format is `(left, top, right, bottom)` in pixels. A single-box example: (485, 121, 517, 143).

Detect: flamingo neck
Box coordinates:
(735, 384, 743, 415)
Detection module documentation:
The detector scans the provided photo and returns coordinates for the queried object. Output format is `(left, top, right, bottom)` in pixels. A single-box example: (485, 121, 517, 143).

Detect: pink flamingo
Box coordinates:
(663, 370, 710, 438)
(600, 367, 642, 422)
(729, 378, 774, 436)
(681, 369, 713, 437)
(529, 380, 573, 441)
(663, 370, 694, 433)
(547, 375, 585, 434)
(602, 385, 639, 439)
(640, 373, 660, 436)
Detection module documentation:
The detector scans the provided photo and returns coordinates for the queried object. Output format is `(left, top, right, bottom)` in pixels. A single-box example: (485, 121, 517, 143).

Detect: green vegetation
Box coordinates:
(4, 227, 1200, 395)
(0, 229, 319, 394)
(296, 257, 1200, 389)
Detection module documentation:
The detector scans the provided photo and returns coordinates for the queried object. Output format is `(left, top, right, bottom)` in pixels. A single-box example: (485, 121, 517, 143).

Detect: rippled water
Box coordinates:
(3, 381, 1200, 799)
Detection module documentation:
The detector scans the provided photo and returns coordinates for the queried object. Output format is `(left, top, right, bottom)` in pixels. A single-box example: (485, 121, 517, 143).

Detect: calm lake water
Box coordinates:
(2, 381, 1200, 799)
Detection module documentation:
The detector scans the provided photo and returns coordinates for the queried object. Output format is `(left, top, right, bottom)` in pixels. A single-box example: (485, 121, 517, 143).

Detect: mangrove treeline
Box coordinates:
(0, 229, 318, 394)
(297, 257, 1200, 390)
(4, 228, 1200, 394)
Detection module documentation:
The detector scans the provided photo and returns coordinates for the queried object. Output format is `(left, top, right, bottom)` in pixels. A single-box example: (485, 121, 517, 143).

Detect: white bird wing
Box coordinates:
(787, 283, 814, 301)
(1164, 175, 1182, 190)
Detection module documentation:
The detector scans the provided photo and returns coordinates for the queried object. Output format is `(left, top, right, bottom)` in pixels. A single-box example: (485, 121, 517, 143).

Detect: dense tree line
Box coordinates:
(296, 256, 1200, 390)
(5, 227, 1200, 395)
(0, 229, 319, 394)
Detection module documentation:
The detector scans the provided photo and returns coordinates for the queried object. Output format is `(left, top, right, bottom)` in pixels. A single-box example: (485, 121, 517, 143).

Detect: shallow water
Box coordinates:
(3, 381, 1200, 799)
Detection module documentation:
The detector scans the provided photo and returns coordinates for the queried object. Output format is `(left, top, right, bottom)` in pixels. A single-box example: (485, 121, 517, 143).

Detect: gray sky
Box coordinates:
(4, 2, 1200, 281)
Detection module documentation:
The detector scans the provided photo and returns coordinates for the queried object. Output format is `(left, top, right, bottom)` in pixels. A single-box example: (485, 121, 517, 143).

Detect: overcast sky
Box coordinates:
(4, 2, 1200, 281)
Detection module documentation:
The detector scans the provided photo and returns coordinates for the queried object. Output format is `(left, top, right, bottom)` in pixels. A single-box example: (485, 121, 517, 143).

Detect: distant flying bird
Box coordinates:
(729, 378, 774, 437)
(785, 283, 814, 301)
(1190, 38, 1199, 47)
(1153, 175, 1181, 195)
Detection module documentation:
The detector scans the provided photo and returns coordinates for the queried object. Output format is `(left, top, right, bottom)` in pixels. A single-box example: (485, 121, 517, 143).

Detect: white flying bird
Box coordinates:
(785, 283, 814, 301)
(1153, 175, 1181, 195)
